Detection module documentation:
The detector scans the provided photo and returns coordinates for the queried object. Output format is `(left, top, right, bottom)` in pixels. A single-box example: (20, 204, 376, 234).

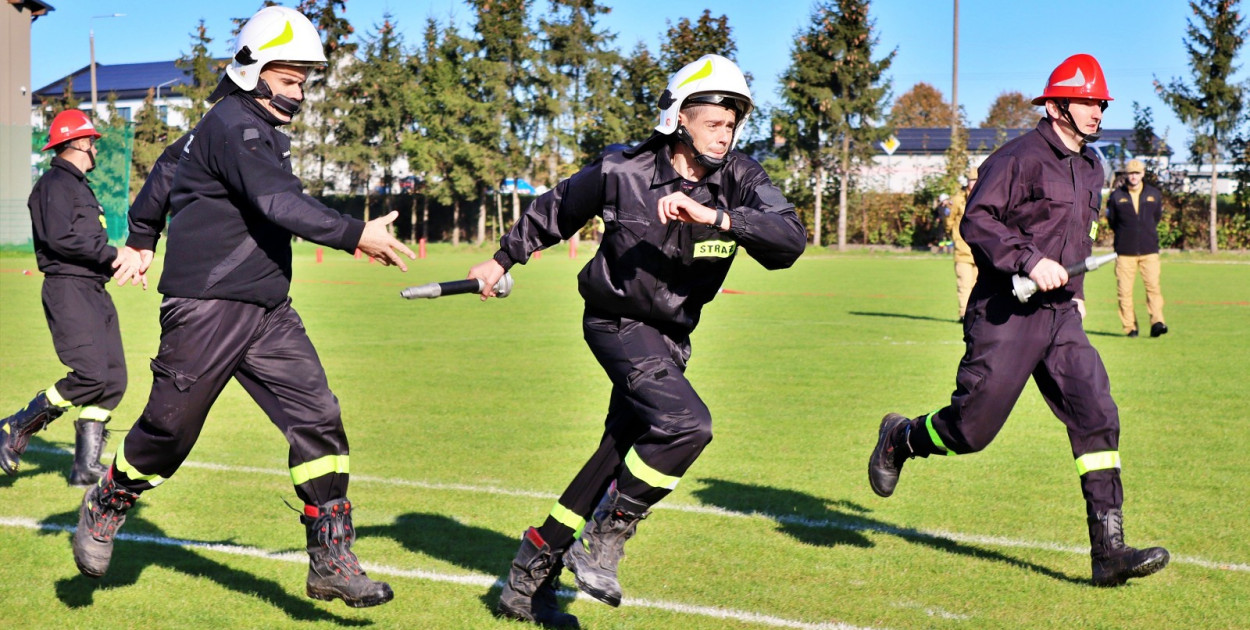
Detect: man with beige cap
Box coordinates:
(1105, 159, 1167, 337)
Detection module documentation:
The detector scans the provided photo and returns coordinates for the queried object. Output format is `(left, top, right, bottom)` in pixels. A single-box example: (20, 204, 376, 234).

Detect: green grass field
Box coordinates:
(1, 244, 1247, 629)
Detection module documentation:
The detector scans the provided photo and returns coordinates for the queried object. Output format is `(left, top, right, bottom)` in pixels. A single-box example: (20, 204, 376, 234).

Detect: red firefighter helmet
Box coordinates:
(1031, 54, 1113, 105)
(42, 109, 101, 151)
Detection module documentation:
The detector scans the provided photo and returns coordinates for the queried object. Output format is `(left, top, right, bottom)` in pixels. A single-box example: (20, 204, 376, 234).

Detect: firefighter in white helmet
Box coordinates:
(469, 54, 806, 626)
(72, 6, 414, 607)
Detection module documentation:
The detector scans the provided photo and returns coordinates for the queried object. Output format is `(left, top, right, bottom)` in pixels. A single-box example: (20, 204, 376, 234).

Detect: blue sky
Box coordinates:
(29, 1, 1249, 157)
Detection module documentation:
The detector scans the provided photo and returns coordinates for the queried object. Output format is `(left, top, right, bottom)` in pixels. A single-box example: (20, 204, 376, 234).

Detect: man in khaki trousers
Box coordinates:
(1105, 159, 1167, 337)
(947, 167, 979, 321)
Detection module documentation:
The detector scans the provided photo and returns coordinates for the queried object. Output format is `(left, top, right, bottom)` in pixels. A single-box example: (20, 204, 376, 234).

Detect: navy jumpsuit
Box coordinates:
(491, 136, 807, 542)
(904, 119, 1125, 518)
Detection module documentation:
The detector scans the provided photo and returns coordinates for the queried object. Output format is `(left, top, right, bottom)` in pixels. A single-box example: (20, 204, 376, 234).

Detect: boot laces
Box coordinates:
(89, 483, 136, 541)
(313, 502, 365, 578)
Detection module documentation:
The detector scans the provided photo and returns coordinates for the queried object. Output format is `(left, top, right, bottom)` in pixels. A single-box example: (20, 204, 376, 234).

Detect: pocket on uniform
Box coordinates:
(625, 356, 671, 393)
(150, 357, 198, 393)
(52, 332, 92, 355)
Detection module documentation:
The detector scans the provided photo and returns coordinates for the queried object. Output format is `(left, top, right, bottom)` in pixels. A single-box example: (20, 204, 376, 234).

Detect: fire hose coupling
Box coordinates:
(1011, 253, 1117, 303)
(400, 272, 514, 299)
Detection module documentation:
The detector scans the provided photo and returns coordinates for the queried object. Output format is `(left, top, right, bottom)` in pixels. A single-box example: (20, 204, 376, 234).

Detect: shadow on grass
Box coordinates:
(357, 512, 580, 626)
(1, 437, 76, 488)
(1085, 329, 1128, 338)
(358, 512, 516, 577)
(848, 310, 960, 324)
(38, 505, 370, 625)
(692, 478, 1086, 585)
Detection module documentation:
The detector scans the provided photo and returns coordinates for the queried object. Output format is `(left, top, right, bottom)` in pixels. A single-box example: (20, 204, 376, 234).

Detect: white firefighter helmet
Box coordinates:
(226, 6, 327, 92)
(655, 54, 753, 147)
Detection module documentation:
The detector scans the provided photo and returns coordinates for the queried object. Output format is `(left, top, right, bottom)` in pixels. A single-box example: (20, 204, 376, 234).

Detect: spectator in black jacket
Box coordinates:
(1106, 159, 1167, 337)
(472, 55, 806, 627)
(2, 109, 125, 487)
(70, 7, 412, 608)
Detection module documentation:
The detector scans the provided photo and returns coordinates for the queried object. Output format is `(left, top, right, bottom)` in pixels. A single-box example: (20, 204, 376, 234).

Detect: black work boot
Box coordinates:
(869, 413, 912, 497)
(303, 498, 394, 607)
(73, 471, 138, 578)
(1088, 508, 1170, 587)
(497, 527, 580, 628)
(0, 391, 66, 475)
(562, 484, 649, 607)
(68, 419, 110, 486)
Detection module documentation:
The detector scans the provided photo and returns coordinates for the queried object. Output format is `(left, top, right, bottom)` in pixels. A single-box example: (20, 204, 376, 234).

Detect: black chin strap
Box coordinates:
(1057, 98, 1102, 143)
(674, 125, 726, 171)
(250, 79, 303, 118)
(66, 145, 96, 171)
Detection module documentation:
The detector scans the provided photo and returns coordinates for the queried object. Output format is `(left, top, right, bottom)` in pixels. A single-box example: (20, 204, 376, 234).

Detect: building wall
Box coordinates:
(2, 3, 36, 245)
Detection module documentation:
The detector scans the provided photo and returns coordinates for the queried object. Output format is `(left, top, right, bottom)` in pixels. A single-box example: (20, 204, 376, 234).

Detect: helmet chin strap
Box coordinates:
(250, 79, 303, 118)
(674, 125, 727, 171)
(1057, 99, 1102, 143)
(66, 144, 96, 172)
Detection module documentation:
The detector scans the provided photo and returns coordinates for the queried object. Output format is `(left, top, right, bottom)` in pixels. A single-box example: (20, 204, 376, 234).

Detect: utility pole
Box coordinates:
(89, 14, 125, 118)
(951, 0, 959, 145)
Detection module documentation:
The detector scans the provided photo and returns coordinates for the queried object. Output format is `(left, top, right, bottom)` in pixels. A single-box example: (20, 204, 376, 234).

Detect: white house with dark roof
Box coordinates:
(30, 59, 214, 129)
(863, 126, 1174, 193)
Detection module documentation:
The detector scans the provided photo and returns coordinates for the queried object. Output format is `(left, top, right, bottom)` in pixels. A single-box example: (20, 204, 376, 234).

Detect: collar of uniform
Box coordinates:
(49, 155, 86, 180)
(650, 141, 727, 190)
(1035, 117, 1098, 165)
(234, 91, 288, 127)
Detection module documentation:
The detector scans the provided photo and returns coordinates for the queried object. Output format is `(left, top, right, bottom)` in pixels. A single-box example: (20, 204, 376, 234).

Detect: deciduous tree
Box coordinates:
(890, 82, 952, 128)
(980, 91, 1038, 129)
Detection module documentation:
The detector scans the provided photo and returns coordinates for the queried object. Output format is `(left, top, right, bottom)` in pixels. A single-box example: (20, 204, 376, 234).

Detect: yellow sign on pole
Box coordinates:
(880, 135, 900, 155)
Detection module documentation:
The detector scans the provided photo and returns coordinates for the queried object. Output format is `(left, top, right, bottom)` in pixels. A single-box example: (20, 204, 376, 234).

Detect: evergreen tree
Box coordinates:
(130, 88, 175, 199)
(617, 42, 665, 144)
(296, 0, 357, 195)
(890, 82, 953, 128)
(1155, 0, 1247, 252)
(468, 0, 536, 227)
(535, 0, 619, 181)
(337, 15, 413, 221)
(777, 0, 894, 249)
(404, 19, 486, 245)
(173, 20, 227, 129)
(36, 76, 82, 127)
(659, 10, 739, 74)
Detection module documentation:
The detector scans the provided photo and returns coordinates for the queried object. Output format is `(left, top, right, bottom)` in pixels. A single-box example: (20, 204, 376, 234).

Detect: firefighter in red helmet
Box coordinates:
(2, 110, 130, 487)
(870, 53, 1170, 587)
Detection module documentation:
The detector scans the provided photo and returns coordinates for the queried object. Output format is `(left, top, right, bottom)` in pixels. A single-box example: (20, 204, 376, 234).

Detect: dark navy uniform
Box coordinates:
(123, 134, 188, 254)
(27, 157, 126, 419)
(493, 135, 806, 539)
(113, 93, 366, 506)
(906, 118, 1124, 519)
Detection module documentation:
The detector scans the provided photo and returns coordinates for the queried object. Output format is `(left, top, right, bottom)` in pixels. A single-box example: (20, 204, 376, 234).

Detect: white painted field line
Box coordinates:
(0, 515, 878, 630)
(24, 445, 1250, 573)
